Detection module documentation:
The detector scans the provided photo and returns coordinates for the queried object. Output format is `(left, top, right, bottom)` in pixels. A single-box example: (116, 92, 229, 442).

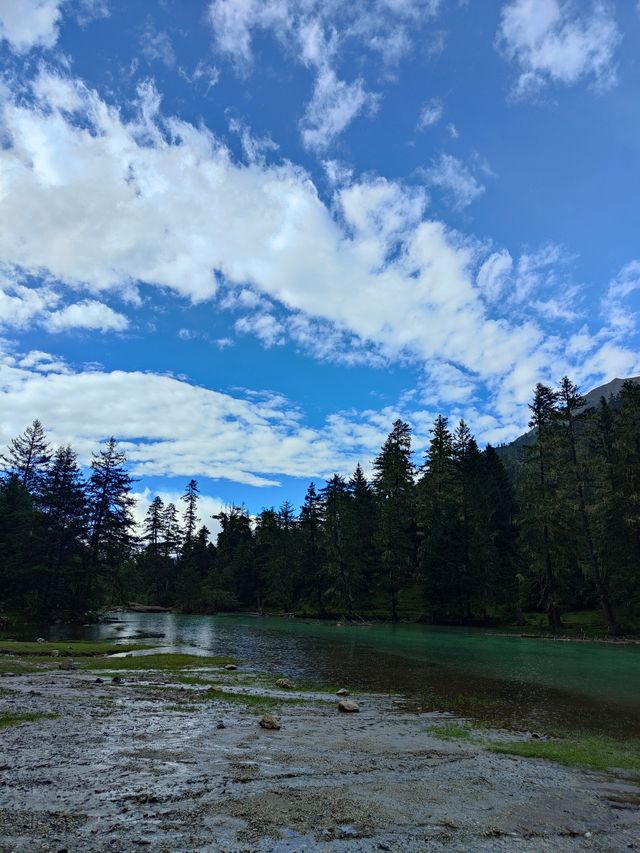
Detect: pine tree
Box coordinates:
(557, 376, 618, 635)
(524, 383, 562, 631)
(299, 482, 325, 610)
(39, 445, 88, 615)
(144, 496, 165, 549)
(347, 464, 378, 595)
(1, 419, 51, 495)
(373, 420, 416, 621)
(321, 474, 353, 616)
(85, 438, 136, 607)
(161, 502, 182, 559)
(181, 479, 200, 552)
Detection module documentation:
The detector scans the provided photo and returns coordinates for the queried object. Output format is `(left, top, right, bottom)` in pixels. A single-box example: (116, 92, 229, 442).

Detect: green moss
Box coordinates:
(488, 734, 640, 772)
(426, 722, 473, 740)
(0, 711, 59, 728)
(0, 656, 46, 675)
(0, 640, 153, 657)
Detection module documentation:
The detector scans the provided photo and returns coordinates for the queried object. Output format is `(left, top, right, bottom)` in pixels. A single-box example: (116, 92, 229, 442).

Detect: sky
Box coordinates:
(0, 0, 639, 528)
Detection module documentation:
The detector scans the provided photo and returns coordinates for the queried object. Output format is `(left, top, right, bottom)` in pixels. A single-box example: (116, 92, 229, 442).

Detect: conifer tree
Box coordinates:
(524, 383, 562, 631)
(557, 376, 618, 635)
(181, 479, 200, 552)
(373, 420, 416, 621)
(299, 482, 325, 610)
(1, 419, 51, 495)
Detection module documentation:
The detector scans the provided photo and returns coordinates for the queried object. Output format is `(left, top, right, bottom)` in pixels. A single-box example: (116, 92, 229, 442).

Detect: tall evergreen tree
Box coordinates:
(181, 479, 200, 552)
(524, 383, 563, 631)
(557, 376, 618, 635)
(373, 420, 416, 621)
(299, 482, 325, 610)
(85, 438, 135, 608)
(1, 419, 51, 495)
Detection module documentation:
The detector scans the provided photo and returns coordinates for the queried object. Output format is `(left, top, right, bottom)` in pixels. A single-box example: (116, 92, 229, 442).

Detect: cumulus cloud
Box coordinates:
(423, 154, 485, 210)
(0, 0, 63, 53)
(497, 0, 621, 98)
(235, 312, 285, 347)
(0, 69, 637, 433)
(0, 343, 421, 487)
(44, 300, 129, 333)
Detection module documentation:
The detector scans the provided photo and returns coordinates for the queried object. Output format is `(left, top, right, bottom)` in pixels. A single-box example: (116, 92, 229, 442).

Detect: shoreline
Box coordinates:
(1, 650, 639, 850)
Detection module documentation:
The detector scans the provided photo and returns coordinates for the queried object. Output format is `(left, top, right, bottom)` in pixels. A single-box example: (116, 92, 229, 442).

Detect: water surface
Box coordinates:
(46, 612, 640, 737)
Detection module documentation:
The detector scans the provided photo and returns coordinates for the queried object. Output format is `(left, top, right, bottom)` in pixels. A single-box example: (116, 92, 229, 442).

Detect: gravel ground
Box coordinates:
(0, 667, 638, 852)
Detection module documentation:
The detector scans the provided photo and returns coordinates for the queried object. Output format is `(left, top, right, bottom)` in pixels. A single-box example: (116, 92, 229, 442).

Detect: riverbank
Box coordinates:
(1, 645, 639, 851)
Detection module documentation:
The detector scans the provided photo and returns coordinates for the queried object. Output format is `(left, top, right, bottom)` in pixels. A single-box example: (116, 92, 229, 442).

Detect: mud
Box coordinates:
(0, 666, 638, 852)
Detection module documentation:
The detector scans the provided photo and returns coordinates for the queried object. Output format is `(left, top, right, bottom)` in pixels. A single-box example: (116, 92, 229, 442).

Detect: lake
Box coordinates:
(46, 612, 640, 737)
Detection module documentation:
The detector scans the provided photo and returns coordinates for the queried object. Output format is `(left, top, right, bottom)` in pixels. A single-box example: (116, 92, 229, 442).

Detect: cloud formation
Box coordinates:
(497, 0, 620, 97)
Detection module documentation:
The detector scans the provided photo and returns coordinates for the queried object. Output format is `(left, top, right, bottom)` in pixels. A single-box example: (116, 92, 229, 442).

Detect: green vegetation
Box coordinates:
(0, 640, 152, 656)
(488, 734, 640, 773)
(0, 711, 59, 728)
(1, 379, 640, 631)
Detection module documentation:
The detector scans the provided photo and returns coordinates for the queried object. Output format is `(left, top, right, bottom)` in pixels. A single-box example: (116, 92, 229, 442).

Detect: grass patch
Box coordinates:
(488, 734, 640, 772)
(0, 640, 153, 657)
(0, 656, 47, 676)
(201, 686, 312, 711)
(426, 721, 473, 740)
(0, 711, 59, 728)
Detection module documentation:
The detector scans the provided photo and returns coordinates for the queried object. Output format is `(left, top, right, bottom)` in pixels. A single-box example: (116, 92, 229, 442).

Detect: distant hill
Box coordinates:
(494, 376, 640, 478)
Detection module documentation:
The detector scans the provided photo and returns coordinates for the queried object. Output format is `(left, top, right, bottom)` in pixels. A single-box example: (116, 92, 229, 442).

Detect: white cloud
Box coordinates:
(140, 24, 175, 68)
(0, 70, 637, 430)
(235, 312, 285, 347)
(132, 487, 227, 538)
(208, 0, 440, 147)
(423, 154, 485, 209)
(0, 343, 413, 486)
(301, 67, 379, 151)
(601, 260, 640, 335)
(416, 98, 443, 130)
(0, 0, 63, 53)
(45, 300, 129, 332)
(497, 0, 620, 97)
(476, 250, 513, 303)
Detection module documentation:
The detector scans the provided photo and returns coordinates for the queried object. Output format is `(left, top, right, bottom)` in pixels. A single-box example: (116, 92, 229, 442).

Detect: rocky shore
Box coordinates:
(0, 657, 639, 851)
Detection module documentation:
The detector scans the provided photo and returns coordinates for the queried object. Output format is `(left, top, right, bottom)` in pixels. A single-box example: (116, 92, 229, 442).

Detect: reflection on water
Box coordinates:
(43, 612, 640, 737)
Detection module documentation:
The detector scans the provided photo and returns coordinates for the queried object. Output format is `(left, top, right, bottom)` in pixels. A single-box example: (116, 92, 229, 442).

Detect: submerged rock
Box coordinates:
(338, 699, 360, 713)
(259, 714, 281, 730)
(275, 678, 292, 689)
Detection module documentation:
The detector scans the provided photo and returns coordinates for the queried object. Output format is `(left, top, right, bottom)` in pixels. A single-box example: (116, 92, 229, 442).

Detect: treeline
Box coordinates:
(0, 378, 639, 633)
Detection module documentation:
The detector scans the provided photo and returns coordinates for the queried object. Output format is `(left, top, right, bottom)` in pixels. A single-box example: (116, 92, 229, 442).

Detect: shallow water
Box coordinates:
(44, 612, 640, 736)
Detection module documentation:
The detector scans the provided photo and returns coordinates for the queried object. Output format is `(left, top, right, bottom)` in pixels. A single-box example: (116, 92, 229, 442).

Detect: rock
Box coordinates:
(112, 676, 123, 684)
(336, 688, 350, 696)
(50, 649, 60, 657)
(224, 664, 237, 671)
(259, 714, 281, 730)
(58, 660, 74, 670)
(338, 699, 359, 713)
(37, 637, 46, 643)
(216, 720, 226, 730)
(95, 678, 104, 684)
(275, 678, 292, 689)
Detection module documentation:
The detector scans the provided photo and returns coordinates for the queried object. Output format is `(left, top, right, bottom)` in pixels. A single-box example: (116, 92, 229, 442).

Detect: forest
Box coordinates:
(0, 377, 638, 636)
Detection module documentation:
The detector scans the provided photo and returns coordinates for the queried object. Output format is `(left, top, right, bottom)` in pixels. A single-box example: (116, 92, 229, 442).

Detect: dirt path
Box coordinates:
(0, 668, 638, 851)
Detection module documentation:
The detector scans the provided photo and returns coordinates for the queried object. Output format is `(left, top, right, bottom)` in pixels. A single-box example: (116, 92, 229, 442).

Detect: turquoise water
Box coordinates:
(48, 612, 640, 736)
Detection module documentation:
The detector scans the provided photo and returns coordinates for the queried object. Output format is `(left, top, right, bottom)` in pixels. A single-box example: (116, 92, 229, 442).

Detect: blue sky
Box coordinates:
(0, 0, 639, 526)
